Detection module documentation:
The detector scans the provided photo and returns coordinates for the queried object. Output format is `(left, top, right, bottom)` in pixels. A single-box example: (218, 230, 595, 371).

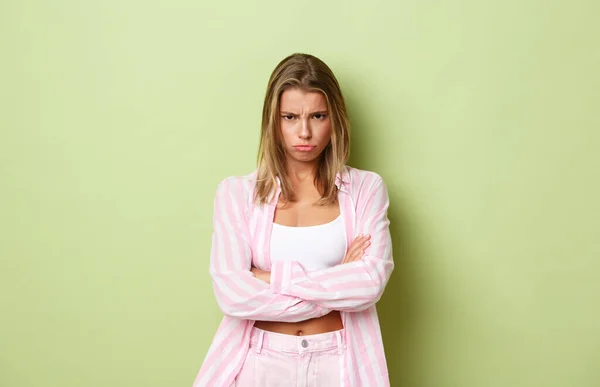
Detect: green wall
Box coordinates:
(1, 1, 598, 386)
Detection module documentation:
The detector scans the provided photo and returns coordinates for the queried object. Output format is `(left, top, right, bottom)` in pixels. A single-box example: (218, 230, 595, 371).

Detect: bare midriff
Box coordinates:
(254, 311, 343, 335)
(261, 186, 343, 335)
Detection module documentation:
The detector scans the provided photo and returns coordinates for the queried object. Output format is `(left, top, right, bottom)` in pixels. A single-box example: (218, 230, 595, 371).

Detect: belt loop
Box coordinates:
(335, 331, 343, 355)
(255, 329, 265, 354)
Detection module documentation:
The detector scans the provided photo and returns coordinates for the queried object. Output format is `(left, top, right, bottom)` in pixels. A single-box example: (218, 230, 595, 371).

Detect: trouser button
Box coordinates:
(301, 339, 308, 348)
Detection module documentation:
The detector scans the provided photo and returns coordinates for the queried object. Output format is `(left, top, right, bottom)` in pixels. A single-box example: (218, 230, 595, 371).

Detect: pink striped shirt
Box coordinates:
(193, 165, 394, 386)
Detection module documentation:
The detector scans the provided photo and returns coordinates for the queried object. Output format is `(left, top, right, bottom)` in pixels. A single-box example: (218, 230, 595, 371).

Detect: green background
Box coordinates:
(1, 1, 598, 386)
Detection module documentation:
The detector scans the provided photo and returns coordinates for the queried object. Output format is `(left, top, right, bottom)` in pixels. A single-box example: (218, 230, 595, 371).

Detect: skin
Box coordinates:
(251, 88, 371, 336)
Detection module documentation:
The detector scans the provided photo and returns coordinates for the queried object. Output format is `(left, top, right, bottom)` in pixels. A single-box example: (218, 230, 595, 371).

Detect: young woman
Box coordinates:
(193, 53, 394, 387)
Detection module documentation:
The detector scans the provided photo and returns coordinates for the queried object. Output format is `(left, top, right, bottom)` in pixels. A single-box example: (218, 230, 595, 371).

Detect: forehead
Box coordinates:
(279, 88, 328, 111)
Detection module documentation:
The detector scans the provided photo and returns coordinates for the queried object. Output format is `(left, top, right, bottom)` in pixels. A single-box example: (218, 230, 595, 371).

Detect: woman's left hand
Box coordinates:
(251, 267, 271, 284)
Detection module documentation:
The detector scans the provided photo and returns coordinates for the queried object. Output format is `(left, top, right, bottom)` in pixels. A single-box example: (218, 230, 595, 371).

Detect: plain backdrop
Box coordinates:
(1, 1, 599, 386)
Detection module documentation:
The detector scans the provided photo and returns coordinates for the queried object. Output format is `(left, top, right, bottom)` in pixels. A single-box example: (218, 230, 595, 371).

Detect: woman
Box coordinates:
(193, 53, 394, 386)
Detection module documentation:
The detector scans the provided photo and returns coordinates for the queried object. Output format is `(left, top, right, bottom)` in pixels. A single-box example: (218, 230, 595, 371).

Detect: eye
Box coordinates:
(281, 115, 295, 120)
(312, 113, 327, 120)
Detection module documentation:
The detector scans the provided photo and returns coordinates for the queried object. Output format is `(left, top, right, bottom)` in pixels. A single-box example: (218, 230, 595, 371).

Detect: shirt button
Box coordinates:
(301, 339, 308, 348)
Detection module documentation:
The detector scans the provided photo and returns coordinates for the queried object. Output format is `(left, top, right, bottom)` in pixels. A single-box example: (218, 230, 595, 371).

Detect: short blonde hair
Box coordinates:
(255, 53, 350, 204)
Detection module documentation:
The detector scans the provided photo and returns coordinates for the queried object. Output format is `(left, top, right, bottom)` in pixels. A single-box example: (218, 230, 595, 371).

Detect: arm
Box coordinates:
(209, 178, 332, 322)
(269, 176, 394, 312)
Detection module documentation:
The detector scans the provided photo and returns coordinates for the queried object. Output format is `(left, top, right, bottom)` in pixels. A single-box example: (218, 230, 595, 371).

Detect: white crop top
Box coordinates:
(269, 215, 347, 271)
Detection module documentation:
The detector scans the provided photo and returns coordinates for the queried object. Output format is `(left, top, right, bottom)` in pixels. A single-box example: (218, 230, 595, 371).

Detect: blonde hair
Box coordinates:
(255, 53, 350, 205)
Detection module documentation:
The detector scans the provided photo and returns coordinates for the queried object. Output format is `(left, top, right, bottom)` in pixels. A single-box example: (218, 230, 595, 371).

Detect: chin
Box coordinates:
(290, 154, 322, 163)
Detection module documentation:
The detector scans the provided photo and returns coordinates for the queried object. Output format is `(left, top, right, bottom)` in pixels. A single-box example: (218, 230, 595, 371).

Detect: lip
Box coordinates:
(293, 145, 316, 152)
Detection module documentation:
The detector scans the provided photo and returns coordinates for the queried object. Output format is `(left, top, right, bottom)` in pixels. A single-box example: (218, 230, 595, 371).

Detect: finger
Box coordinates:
(343, 249, 358, 264)
(346, 251, 360, 263)
(353, 235, 370, 247)
(346, 240, 365, 261)
(350, 236, 370, 254)
(348, 249, 362, 262)
(347, 237, 364, 255)
(348, 240, 363, 256)
(350, 242, 370, 262)
(353, 234, 369, 243)
(358, 243, 369, 256)
(347, 252, 359, 263)
(342, 252, 353, 264)
(350, 235, 368, 251)
(343, 235, 370, 264)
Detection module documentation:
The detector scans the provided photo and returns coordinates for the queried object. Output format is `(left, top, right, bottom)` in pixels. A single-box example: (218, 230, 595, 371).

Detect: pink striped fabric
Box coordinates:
(192, 166, 394, 386)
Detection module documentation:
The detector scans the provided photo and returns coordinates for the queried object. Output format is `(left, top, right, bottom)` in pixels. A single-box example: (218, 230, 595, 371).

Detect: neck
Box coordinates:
(285, 158, 318, 186)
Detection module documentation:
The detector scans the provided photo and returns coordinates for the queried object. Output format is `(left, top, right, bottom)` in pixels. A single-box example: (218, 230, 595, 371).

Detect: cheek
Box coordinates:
(316, 121, 332, 143)
(279, 122, 295, 144)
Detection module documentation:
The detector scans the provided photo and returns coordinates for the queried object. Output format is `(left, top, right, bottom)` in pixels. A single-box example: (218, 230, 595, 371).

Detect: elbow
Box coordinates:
(348, 289, 385, 312)
(215, 296, 257, 320)
(339, 274, 390, 312)
(211, 275, 252, 318)
(215, 298, 241, 318)
(212, 288, 250, 318)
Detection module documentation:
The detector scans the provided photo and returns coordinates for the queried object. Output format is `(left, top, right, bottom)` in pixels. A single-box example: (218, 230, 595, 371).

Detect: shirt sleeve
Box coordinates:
(269, 176, 394, 312)
(209, 178, 332, 322)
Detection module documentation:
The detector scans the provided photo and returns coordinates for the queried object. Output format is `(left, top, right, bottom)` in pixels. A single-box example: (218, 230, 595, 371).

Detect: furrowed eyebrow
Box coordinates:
(279, 111, 328, 115)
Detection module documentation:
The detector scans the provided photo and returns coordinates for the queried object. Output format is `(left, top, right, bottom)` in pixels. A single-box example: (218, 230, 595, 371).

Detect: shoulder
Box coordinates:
(341, 165, 387, 195)
(214, 170, 258, 205)
(341, 166, 390, 213)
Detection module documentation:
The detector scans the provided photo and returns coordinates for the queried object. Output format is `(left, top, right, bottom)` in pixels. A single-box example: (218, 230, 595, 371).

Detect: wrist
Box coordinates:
(261, 270, 271, 284)
(251, 267, 271, 284)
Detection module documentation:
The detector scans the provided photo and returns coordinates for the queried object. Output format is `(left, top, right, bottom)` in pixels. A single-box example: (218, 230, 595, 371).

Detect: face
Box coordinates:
(279, 88, 332, 165)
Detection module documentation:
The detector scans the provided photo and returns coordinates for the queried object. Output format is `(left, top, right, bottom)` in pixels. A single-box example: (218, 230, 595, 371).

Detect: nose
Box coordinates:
(298, 118, 311, 139)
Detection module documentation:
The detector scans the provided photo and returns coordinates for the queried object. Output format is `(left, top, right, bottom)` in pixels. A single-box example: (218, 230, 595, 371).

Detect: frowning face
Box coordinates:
(279, 88, 332, 165)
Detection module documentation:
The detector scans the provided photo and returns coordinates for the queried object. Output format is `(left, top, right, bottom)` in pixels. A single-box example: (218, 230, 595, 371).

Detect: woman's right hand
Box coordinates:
(342, 234, 371, 264)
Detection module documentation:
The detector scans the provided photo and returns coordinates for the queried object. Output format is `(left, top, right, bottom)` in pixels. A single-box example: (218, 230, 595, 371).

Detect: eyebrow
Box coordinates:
(280, 110, 329, 115)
